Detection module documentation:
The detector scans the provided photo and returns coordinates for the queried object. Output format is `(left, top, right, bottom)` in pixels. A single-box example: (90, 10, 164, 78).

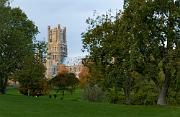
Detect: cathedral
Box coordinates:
(45, 24, 67, 79)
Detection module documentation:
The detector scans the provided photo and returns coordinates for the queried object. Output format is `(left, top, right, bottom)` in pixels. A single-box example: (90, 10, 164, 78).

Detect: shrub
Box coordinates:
(82, 84, 105, 102)
(167, 89, 180, 105)
(106, 87, 122, 104)
(18, 79, 50, 96)
(131, 81, 158, 105)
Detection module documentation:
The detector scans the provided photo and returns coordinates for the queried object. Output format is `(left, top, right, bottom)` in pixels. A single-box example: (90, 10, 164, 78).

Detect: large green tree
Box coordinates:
(12, 40, 48, 96)
(122, 0, 180, 105)
(82, 11, 133, 104)
(0, 0, 38, 94)
(82, 0, 180, 105)
(17, 54, 48, 96)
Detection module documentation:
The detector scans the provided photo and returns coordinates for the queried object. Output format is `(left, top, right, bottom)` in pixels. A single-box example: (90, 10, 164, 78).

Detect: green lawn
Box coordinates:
(0, 88, 180, 117)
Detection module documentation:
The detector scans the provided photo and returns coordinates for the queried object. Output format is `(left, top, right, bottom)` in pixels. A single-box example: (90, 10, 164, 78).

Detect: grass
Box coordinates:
(0, 88, 180, 117)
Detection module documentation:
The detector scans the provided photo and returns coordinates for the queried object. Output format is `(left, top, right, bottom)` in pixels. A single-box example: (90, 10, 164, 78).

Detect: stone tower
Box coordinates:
(46, 24, 67, 78)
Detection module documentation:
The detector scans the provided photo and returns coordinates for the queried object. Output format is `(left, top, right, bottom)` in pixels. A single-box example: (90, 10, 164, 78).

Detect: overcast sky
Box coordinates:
(11, 0, 123, 57)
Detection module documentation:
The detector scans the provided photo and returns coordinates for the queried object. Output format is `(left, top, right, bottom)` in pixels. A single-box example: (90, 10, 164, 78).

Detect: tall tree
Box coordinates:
(82, 0, 180, 105)
(113, 0, 180, 105)
(16, 41, 48, 96)
(82, 11, 133, 104)
(0, 0, 38, 94)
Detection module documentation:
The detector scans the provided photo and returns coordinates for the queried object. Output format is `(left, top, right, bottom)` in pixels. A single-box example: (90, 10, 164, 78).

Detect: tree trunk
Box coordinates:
(123, 77, 132, 104)
(157, 85, 168, 105)
(157, 72, 170, 105)
(124, 87, 131, 104)
(0, 77, 8, 94)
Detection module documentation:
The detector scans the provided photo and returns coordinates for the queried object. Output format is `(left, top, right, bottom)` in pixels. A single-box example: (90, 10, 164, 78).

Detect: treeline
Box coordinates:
(81, 0, 180, 105)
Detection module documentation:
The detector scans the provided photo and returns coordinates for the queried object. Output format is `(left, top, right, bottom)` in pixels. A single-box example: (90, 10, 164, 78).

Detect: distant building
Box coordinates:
(64, 56, 84, 78)
(66, 64, 83, 78)
(46, 24, 67, 78)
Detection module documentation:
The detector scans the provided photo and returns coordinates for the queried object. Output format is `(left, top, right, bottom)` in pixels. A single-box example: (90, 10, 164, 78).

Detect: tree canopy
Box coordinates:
(0, 0, 39, 94)
(82, 0, 180, 105)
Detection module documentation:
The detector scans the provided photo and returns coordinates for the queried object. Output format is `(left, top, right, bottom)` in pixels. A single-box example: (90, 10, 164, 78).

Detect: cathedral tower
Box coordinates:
(46, 24, 67, 78)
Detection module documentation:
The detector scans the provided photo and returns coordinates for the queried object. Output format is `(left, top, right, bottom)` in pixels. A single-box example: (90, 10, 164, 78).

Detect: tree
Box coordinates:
(17, 42, 49, 96)
(50, 72, 79, 98)
(82, 11, 134, 104)
(34, 40, 47, 63)
(65, 73, 79, 95)
(122, 0, 180, 105)
(17, 58, 48, 96)
(82, 0, 180, 105)
(0, 0, 38, 94)
(78, 65, 90, 88)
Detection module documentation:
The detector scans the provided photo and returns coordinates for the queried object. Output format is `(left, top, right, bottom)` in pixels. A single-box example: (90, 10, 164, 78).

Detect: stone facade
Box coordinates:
(63, 56, 84, 78)
(46, 24, 67, 79)
(66, 64, 83, 78)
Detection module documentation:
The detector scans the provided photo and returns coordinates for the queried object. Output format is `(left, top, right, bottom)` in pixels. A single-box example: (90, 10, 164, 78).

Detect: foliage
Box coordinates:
(33, 40, 47, 63)
(82, 0, 180, 105)
(16, 43, 49, 96)
(82, 84, 105, 102)
(131, 80, 158, 105)
(0, 0, 38, 94)
(78, 65, 92, 88)
(50, 72, 79, 98)
(123, 0, 180, 105)
(82, 10, 134, 104)
(18, 78, 49, 96)
(106, 87, 122, 104)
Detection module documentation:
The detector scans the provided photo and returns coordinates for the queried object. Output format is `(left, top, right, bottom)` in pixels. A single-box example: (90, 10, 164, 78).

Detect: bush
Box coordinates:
(82, 85, 105, 102)
(50, 73, 79, 95)
(167, 89, 180, 105)
(131, 81, 158, 105)
(18, 79, 50, 96)
(106, 87, 122, 104)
